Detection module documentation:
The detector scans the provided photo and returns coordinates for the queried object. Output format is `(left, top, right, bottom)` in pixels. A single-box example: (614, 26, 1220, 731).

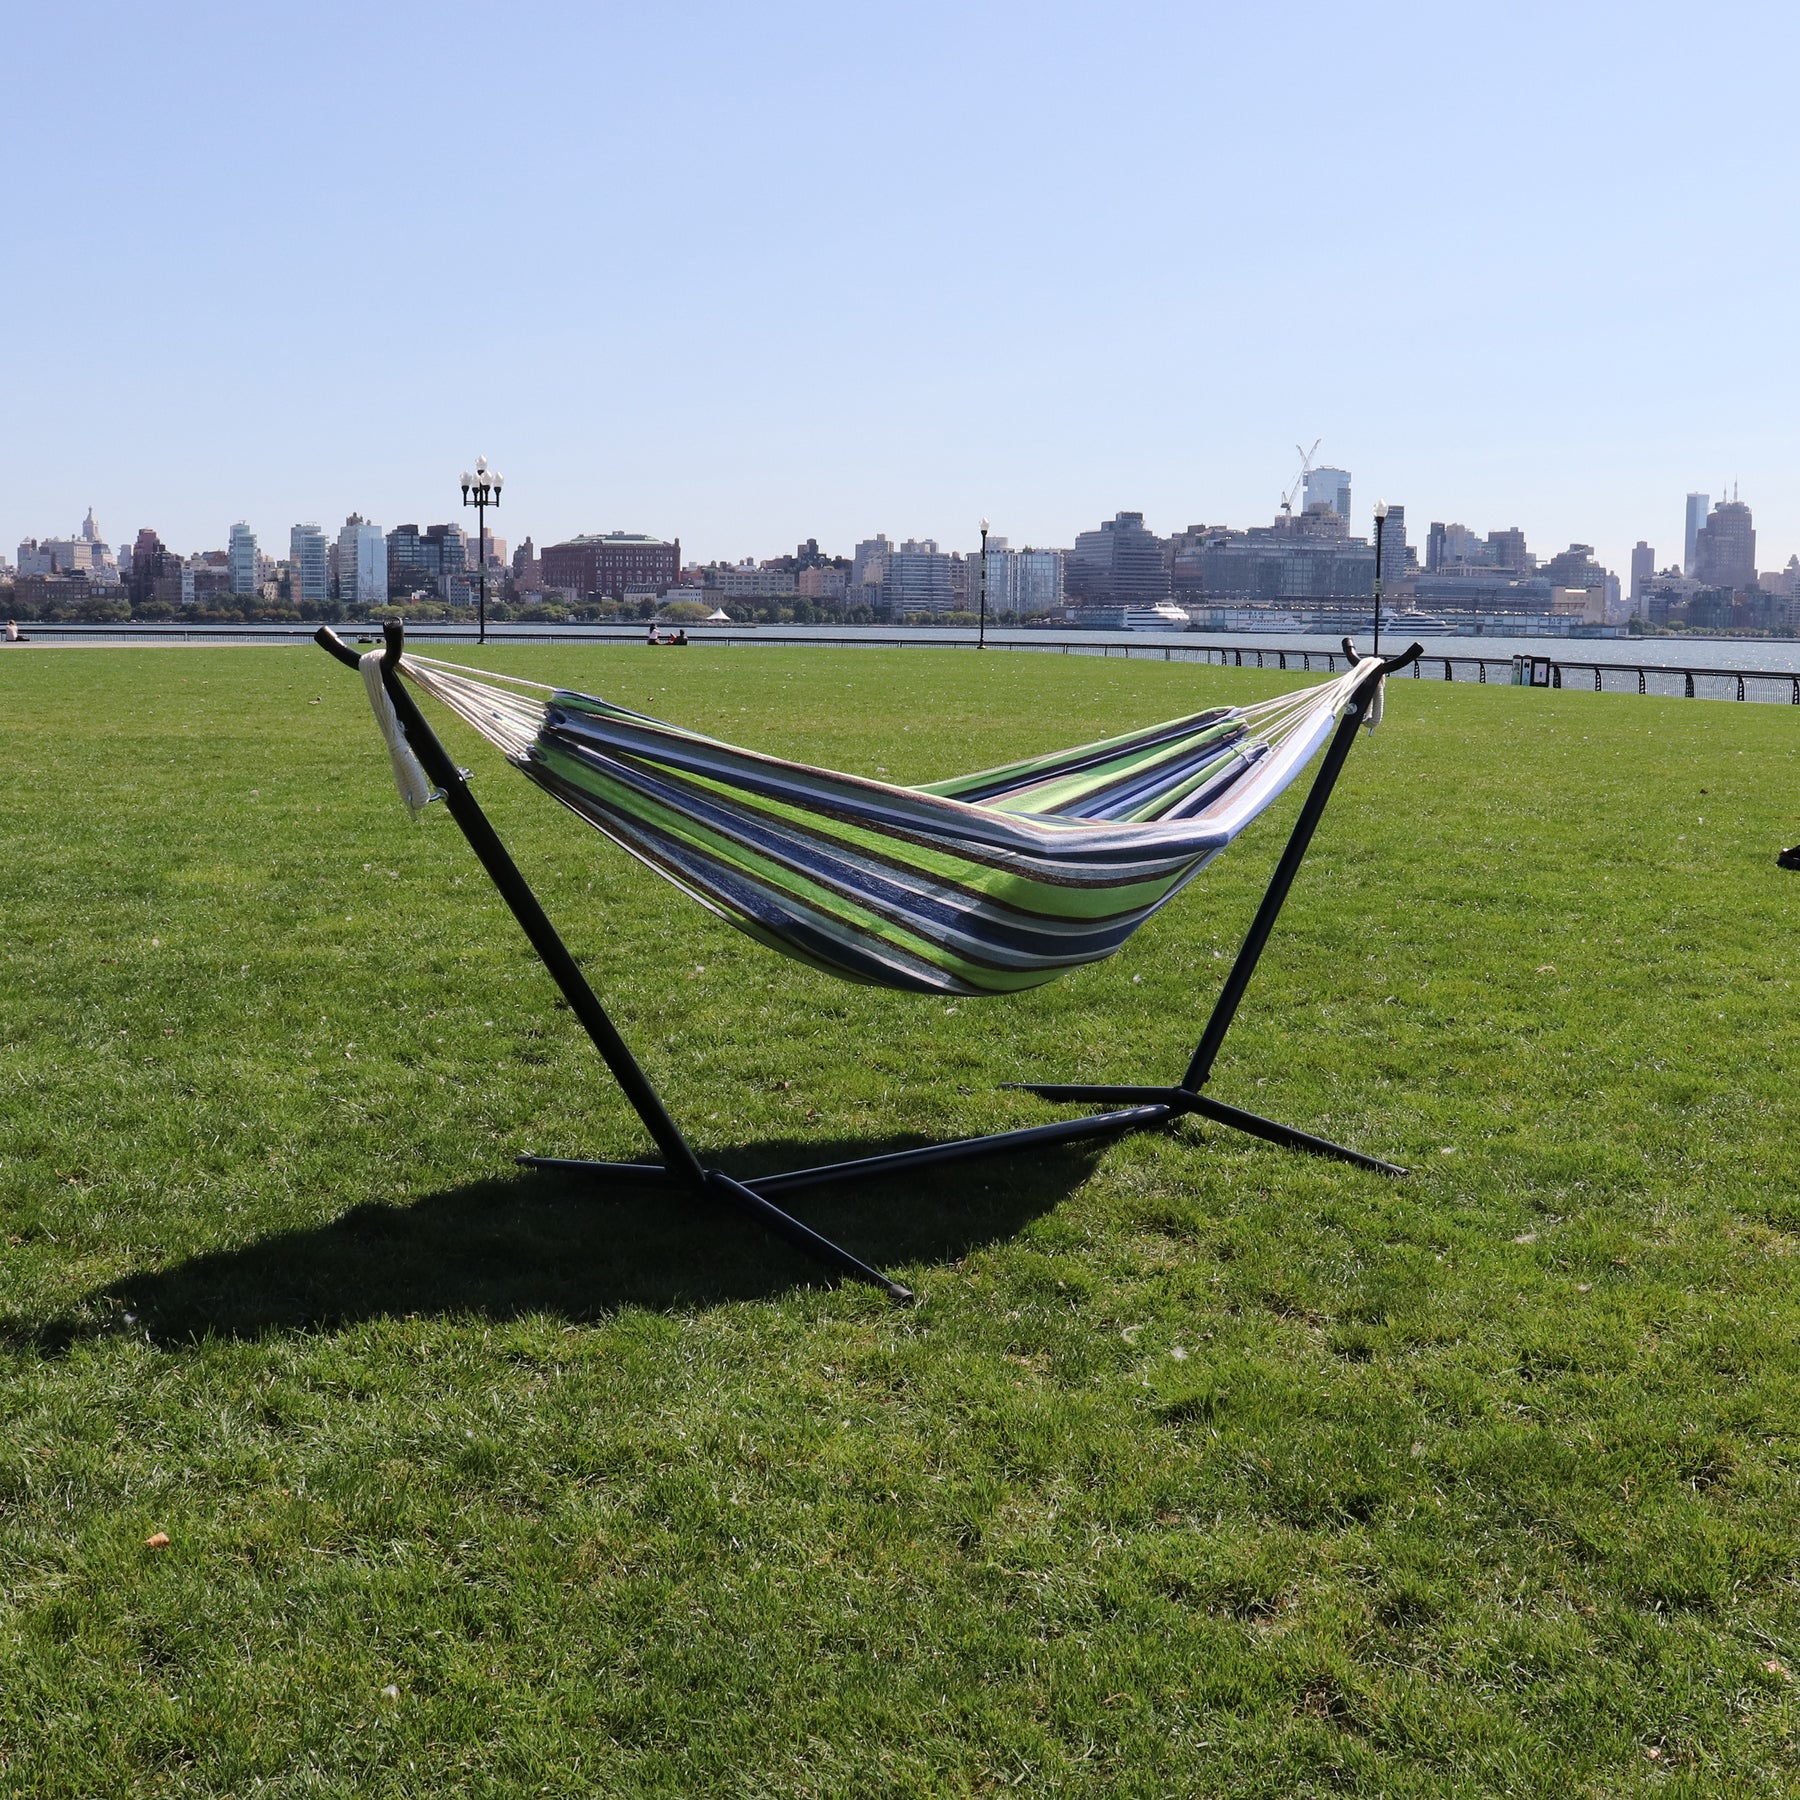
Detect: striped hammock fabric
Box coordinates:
(384, 652, 1385, 997)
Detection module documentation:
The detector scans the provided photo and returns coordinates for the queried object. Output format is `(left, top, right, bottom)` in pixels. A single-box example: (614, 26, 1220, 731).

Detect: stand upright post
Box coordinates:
(1183, 676, 1374, 1093)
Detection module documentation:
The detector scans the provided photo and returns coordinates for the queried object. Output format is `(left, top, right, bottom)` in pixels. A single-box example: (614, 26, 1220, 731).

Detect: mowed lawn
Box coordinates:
(3, 642, 1800, 1797)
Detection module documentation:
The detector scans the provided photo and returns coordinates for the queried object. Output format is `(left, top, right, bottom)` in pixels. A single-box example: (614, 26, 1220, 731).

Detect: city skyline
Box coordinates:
(10, 479, 1785, 592)
(14, 483, 1794, 634)
(10, 3, 1800, 580)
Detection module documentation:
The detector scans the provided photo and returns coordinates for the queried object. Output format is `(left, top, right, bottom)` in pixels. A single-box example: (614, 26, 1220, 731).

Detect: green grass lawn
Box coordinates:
(3, 642, 1800, 1796)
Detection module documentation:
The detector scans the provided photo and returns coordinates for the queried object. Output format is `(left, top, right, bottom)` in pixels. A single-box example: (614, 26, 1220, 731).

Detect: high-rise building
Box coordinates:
(1690, 499, 1755, 591)
(290, 524, 329, 610)
(1015, 547, 1064, 614)
(1427, 522, 1528, 574)
(851, 535, 892, 589)
(1684, 493, 1711, 575)
(1630, 541, 1656, 607)
(428, 524, 470, 603)
(385, 523, 429, 593)
(849, 535, 893, 609)
(386, 523, 470, 601)
(336, 514, 388, 606)
(1540, 543, 1612, 615)
(796, 564, 847, 600)
(58, 508, 118, 581)
(884, 538, 954, 614)
(975, 537, 1016, 613)
(511, 536, 543, 595)
(1372, 506, 1408, 584)
(128, 528, 178, 607)
(1487, 527, 1528, 572)
(1425, 522, 1484, 572)
(228, 522, 258, 595)
(971, 538, 1062, 615)
(1304, 467, 1352, 522)
(1067, 512, 1170, 607)
(20, 510, 119, 582)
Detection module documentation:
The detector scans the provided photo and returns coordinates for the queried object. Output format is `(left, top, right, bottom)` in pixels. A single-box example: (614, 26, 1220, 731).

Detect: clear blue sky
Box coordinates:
(9, 0, 1798, 576)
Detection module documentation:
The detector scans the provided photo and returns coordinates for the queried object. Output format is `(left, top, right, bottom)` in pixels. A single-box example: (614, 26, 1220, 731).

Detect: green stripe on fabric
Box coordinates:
(915, 707, 1238, 798)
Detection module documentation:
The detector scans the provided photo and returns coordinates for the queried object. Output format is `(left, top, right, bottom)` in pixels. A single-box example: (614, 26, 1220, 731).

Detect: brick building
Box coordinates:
(541, 532, 680, 601)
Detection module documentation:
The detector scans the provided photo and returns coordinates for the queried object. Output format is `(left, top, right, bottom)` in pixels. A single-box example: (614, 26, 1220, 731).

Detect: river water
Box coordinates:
(852, 625, 1800, 703)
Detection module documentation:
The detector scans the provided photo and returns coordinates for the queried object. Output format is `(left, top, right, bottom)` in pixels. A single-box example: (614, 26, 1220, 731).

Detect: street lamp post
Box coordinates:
(1372, 501, 1387, 660)
(978, 517, 990, 650)
(460, 455, 504, 645)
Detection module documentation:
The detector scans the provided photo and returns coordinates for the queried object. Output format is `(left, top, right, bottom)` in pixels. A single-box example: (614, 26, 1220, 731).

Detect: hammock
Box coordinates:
(319, 623, 1418, 1304)
(377, 650, 1388, 998)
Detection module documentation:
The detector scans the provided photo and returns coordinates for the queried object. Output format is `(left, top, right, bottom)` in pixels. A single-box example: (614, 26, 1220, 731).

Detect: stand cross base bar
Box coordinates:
(316, 623, 1421, 1308)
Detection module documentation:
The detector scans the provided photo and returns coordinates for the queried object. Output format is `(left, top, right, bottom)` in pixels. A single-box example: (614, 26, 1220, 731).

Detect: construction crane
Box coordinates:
(1279, 439, 1322, 517)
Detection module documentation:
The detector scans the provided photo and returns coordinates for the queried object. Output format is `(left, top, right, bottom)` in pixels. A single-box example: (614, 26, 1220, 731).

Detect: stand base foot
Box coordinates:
(519, 1153, 916, 1304)
(1010, 1083, 1405, 1177)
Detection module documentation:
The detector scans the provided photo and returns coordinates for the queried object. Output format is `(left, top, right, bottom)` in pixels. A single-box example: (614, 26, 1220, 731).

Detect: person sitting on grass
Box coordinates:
(5, 619, 26, 643)
(672, 628, 689, 646)
(645, 623, 661, 645)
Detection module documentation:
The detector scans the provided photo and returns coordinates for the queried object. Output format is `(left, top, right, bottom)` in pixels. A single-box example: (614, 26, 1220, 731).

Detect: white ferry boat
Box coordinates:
(1122, 603, 1195, 632)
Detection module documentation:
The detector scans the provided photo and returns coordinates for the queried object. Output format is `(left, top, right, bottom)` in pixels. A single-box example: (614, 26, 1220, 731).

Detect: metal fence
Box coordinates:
(1507, 653, 1800, 704)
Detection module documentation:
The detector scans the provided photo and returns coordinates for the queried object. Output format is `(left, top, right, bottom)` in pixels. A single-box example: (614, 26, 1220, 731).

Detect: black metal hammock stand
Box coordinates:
(316, 622, 1423, 1303)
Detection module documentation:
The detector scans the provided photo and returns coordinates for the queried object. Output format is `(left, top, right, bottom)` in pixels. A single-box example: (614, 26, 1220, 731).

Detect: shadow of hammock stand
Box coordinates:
(317, 621, 1422, 1305)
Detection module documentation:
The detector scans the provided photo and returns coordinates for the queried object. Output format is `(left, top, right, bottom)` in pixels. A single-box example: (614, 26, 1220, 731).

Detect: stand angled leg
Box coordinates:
(1008, 1087, 1405, 1175)
(1183, 1093, 1405, 1176)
